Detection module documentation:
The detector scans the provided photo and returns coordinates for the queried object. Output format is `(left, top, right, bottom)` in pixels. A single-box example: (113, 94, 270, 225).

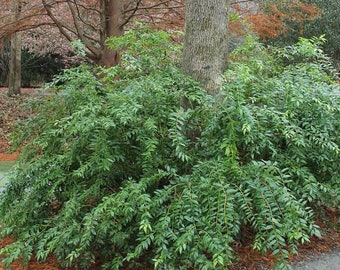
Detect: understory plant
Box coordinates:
(0, 28, 339, 269)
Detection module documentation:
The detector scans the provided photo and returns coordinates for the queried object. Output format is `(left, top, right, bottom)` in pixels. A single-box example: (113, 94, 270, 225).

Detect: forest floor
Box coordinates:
(0, 88, 339, 269)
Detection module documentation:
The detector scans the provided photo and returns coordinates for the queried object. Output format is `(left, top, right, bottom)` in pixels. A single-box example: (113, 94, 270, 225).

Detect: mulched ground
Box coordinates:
(0, 88, 339, 270)
(0, 237, 60, 270)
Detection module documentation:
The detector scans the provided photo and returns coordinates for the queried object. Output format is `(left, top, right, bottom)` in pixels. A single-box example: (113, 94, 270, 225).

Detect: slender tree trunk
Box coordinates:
(8, 1, 23, 96)
(182, 0, 229, 95)
(98, 0, 124, 67)
(8, 26, 22, 96)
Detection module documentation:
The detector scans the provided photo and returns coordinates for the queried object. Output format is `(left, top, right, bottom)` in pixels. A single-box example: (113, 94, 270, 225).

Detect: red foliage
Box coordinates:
(246, 1, 321, 39)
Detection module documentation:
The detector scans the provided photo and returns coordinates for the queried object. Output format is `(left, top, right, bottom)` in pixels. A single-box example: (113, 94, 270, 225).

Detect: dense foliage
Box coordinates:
(21, 51, 65, 87)
(0, 29, 339, 269)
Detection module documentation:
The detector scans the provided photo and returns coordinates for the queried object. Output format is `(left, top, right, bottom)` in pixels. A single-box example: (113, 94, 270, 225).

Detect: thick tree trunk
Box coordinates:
(98, 0, 124, 67)
(182, 0, 229, 95)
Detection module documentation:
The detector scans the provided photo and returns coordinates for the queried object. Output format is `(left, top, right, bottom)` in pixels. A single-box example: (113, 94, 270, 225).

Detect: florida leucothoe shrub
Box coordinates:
(0, 28, 339, 269)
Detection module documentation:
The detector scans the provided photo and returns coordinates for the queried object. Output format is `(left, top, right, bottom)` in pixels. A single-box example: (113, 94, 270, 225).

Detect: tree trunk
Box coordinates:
(182, 0, 229, 95)
(8, 33, 22, 96)
(8, 0, 22, 97)
(98, 0, 124, 67)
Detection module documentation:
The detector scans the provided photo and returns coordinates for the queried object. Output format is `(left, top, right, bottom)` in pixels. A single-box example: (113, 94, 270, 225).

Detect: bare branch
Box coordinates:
(121, 0, 142, 27)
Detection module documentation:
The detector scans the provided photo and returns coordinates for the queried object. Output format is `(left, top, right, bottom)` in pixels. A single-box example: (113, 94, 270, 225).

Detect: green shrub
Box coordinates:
(0, 29, 339, 269)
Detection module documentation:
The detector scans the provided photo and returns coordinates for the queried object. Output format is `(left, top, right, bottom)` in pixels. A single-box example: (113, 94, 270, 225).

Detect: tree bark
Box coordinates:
(41, 0, 125, 68)
(182, 0, 229, 95)
(8, 33, 21, 96)
(8, 1, 22, 96)
(98, 0, 124, 67)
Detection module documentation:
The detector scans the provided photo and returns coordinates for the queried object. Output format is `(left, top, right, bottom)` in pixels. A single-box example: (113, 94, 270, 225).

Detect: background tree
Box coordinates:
(7, 0, 24, 96)
(0, 0, 323, 93)
(7, 31, 21, 96)
(0, 0, 185, 94)
(0, 0, 185, 68)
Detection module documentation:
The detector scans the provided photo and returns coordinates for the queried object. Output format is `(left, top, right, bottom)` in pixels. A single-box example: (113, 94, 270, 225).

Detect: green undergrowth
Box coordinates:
(0, 28, 339, 269)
